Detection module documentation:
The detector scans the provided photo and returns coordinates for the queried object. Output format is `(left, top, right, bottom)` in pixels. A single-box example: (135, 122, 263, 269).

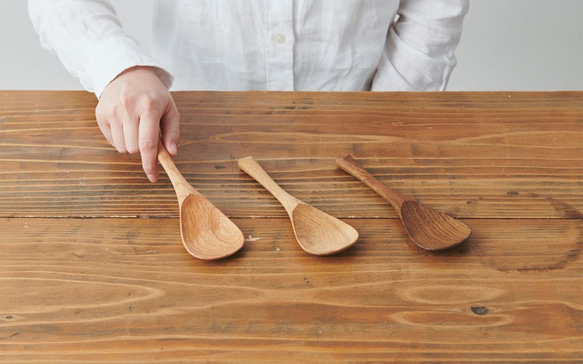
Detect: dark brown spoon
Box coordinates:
(336, 155, 471, 250)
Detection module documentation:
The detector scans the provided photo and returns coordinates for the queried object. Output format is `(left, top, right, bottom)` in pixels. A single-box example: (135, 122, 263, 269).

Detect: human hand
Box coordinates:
(95, 66, 180, 182)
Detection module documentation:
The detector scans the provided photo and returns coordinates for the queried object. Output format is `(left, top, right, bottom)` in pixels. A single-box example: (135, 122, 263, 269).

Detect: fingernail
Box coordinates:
(147, 173, 158, 183)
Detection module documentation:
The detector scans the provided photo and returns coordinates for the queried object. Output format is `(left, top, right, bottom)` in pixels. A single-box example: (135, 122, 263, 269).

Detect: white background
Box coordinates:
(1, 0, 582, 91)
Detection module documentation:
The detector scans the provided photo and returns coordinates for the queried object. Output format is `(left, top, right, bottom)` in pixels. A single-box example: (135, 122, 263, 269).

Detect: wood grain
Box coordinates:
(0, 91, 582, 362)
(0, 91, 581, 219)
(1, 217, 581, 362)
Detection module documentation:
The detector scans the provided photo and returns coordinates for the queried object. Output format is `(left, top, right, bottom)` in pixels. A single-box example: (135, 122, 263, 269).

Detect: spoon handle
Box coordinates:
(238, 156, 299, 214)
(335, 155, 407, 212)
(157, 140, 199, 200)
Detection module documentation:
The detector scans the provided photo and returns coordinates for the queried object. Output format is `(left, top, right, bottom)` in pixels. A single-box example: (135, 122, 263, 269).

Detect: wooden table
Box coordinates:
(1, 91, 581, 362)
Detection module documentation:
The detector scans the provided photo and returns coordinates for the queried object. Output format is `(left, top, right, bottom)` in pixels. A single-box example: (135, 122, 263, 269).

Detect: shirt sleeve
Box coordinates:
(371, 0, 469, 91)
(28, 0, 173, 97)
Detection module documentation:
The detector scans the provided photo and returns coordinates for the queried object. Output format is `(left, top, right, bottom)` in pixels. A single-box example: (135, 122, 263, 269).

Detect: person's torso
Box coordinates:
(151, 0, 399, 91)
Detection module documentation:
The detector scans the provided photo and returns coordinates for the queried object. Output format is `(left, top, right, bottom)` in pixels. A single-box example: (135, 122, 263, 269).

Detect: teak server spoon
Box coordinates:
(157, 141, 244, 260)
(336, 154, 471, 250)
(238, 156, 358, 255)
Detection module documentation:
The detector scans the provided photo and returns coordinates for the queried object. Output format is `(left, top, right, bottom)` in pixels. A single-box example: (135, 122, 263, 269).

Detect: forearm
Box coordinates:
(28, 0, 172, 96)
(372, 0, 469, 91)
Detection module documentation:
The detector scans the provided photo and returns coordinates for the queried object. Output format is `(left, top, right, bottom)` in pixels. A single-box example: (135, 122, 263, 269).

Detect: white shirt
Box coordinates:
(29, 0, 469, 97)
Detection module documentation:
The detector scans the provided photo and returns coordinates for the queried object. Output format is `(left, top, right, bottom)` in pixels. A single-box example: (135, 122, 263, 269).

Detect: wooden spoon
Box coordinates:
(336, 154, 471, 251)
(238, 156, 358, 255)
(157, 141, 244, 260)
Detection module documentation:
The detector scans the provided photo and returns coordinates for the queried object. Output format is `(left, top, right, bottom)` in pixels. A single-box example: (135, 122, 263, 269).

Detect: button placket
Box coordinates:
(265, 0, 294, 91)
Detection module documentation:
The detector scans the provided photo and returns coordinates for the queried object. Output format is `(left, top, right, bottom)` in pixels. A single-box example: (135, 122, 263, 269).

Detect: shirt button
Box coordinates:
(273, 33, 286, 44)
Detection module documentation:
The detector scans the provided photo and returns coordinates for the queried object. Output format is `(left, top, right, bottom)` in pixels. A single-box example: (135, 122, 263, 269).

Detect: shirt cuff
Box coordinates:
(84, 35, 174, 97)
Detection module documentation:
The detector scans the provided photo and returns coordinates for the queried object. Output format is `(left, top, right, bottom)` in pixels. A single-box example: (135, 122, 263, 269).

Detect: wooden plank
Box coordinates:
(1, 217, 581, 362)
(1, 91, 582, 219)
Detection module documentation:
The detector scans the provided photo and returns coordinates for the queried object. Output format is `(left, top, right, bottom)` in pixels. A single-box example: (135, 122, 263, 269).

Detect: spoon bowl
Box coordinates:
(291, 203, 359, 255)
(158, 141, 244, 260)
(399, 200, 471, 250)
(336, 155, 470, 250)
(178, 194, 245, 259)
(238, 156, 358, 255)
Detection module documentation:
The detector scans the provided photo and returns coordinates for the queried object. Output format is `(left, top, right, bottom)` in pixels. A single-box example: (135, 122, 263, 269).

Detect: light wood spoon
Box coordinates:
(157, 141, 244, 260)
(238, 156, 359, 255)
(336, 155, 471, 251)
